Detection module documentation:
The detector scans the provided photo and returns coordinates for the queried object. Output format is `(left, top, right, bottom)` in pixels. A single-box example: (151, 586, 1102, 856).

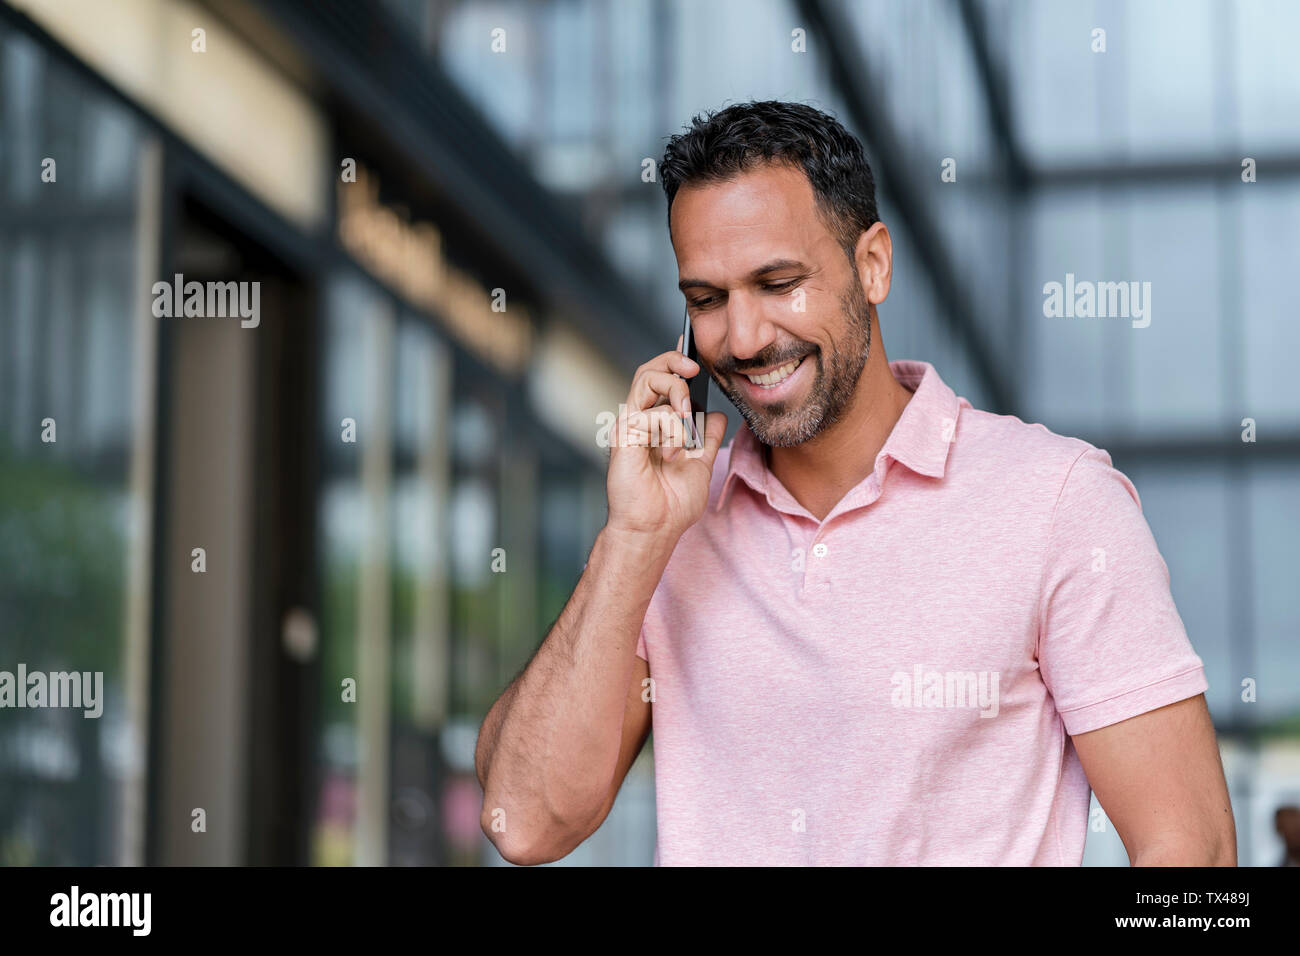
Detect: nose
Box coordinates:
(722, 292, 779, 367)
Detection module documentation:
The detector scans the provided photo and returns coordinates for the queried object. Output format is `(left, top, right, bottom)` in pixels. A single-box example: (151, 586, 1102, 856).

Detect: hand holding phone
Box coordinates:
(604, 317, 724, 544)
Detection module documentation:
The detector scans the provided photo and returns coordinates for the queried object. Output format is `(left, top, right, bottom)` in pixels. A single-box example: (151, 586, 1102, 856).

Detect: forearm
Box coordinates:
(1131, 829, 1237, 866)
(477, 525, 673, 859)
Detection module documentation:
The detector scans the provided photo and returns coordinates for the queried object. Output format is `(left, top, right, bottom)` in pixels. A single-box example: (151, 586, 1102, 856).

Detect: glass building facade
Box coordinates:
(1, 0, 1296, 867)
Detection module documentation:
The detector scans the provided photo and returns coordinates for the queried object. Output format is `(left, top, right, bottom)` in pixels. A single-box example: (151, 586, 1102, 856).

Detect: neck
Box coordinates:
(765, 311, 914, 522)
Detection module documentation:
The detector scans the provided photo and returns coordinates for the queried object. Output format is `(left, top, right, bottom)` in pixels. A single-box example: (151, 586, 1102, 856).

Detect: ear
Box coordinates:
(852, 221, 893, 305)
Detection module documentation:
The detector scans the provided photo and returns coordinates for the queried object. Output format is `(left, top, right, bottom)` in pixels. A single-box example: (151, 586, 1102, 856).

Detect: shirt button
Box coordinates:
(812, 542, 828, 558)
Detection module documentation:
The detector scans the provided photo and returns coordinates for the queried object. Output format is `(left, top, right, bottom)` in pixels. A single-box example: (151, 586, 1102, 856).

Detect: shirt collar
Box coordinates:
(715, 360, 965, 513)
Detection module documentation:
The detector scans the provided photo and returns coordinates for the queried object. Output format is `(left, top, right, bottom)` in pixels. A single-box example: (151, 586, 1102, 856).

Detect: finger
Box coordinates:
(688, 411, 729, 466)
(649, 407, 687, 453)
(632, 406, 685, 461)
(636, 349, 699, 381)
(617, 408, 658, 447)
(631, 368, 695, 415)
(631, 351, 699, 404)
(618, 406, 685, 448)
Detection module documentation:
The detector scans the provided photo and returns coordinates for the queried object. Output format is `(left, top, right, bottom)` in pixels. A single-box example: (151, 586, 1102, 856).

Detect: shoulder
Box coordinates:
(953, 404, 1151, 563)
(953, 403, 1121, 505)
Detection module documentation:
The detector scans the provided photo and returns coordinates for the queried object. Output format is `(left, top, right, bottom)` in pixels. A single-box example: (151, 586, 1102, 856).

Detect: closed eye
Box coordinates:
(689, 278, 801, 309)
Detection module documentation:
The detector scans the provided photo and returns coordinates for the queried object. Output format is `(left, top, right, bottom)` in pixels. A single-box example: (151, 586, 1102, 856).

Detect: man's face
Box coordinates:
(670, 162, 876, 447)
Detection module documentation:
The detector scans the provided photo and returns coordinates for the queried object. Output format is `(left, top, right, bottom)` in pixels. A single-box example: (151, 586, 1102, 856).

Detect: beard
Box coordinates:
(713, 273, 873, 448)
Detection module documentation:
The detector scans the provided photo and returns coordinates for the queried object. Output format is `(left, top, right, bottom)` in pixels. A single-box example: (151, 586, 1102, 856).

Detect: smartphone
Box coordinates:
(680, 303, 709, 450)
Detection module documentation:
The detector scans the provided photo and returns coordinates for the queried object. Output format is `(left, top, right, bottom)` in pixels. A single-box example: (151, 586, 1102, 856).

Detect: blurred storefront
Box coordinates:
(0, 0, 648, 865)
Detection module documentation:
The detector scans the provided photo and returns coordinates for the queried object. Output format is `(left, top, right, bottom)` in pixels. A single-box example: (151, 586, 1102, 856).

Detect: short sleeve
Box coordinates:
(1037, 448, 1208, 736)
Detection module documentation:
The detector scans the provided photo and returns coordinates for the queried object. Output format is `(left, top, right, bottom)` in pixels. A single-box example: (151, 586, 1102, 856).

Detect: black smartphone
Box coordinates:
(680, 303, 709, 449)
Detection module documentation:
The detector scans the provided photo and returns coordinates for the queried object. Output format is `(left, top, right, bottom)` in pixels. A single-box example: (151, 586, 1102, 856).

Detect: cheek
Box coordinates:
(785, 288, 842, 347)
(697, 320, 726, 364)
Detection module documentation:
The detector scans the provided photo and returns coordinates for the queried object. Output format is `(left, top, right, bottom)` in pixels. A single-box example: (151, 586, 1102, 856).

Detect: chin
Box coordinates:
(747, 411, 826, 447)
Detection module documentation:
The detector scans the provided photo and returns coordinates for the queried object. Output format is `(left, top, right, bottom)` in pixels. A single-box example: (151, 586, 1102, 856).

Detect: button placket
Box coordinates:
(804, 522, 832, 592)
(811, 534, 831, 593)
(775, 511, 814, 596)
(795, 524, 824, 596)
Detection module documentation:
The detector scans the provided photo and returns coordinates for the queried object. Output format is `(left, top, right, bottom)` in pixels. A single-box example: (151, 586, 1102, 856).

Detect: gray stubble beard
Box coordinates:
(719, 274, 873, 448)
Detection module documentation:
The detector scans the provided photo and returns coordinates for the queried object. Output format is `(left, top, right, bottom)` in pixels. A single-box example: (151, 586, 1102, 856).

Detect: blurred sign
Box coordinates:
(337, 165, 533, 376)
(5, 0, 328, 231)
(527, 321, 628, 465)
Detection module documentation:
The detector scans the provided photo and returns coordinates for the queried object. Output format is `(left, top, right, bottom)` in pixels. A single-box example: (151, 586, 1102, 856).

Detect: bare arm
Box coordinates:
(475, 343, 727, 866)
(475, 530, 666, 865)
(1072, 693, 1236, 865)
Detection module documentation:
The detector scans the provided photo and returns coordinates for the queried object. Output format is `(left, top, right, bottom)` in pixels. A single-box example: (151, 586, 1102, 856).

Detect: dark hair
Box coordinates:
(660, 100, 878, 259)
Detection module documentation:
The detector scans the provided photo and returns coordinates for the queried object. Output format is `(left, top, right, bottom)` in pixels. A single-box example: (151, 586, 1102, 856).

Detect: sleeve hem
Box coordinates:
(1059, 665, 1209, 736)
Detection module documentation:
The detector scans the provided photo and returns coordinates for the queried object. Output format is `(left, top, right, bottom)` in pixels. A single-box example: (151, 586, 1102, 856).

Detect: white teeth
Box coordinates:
(746, 358, 801, 387)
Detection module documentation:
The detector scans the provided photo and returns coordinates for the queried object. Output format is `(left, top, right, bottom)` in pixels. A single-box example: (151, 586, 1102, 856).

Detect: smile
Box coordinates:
(744, 356, 805, 387)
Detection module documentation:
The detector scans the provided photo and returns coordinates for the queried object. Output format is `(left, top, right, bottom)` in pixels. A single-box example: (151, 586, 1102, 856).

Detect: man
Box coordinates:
(476, 100, 1236, 866)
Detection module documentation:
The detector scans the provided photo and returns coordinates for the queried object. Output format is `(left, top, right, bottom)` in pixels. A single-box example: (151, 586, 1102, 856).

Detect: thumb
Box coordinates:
(697, 411, 729, 469)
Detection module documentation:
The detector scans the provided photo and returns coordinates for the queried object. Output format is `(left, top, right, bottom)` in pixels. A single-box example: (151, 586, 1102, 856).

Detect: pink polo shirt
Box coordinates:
(633, 359, 1208, 865)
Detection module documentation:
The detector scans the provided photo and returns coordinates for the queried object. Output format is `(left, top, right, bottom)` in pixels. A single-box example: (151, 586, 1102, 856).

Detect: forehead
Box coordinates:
(670, 162, 833, 274)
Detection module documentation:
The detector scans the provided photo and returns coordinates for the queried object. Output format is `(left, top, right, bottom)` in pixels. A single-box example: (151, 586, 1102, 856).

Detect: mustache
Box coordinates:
(715, 345, 818, 375)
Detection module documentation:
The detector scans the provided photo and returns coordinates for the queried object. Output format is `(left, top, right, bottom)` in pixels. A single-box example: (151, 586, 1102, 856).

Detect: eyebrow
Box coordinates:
(678, 258, 808, 293)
